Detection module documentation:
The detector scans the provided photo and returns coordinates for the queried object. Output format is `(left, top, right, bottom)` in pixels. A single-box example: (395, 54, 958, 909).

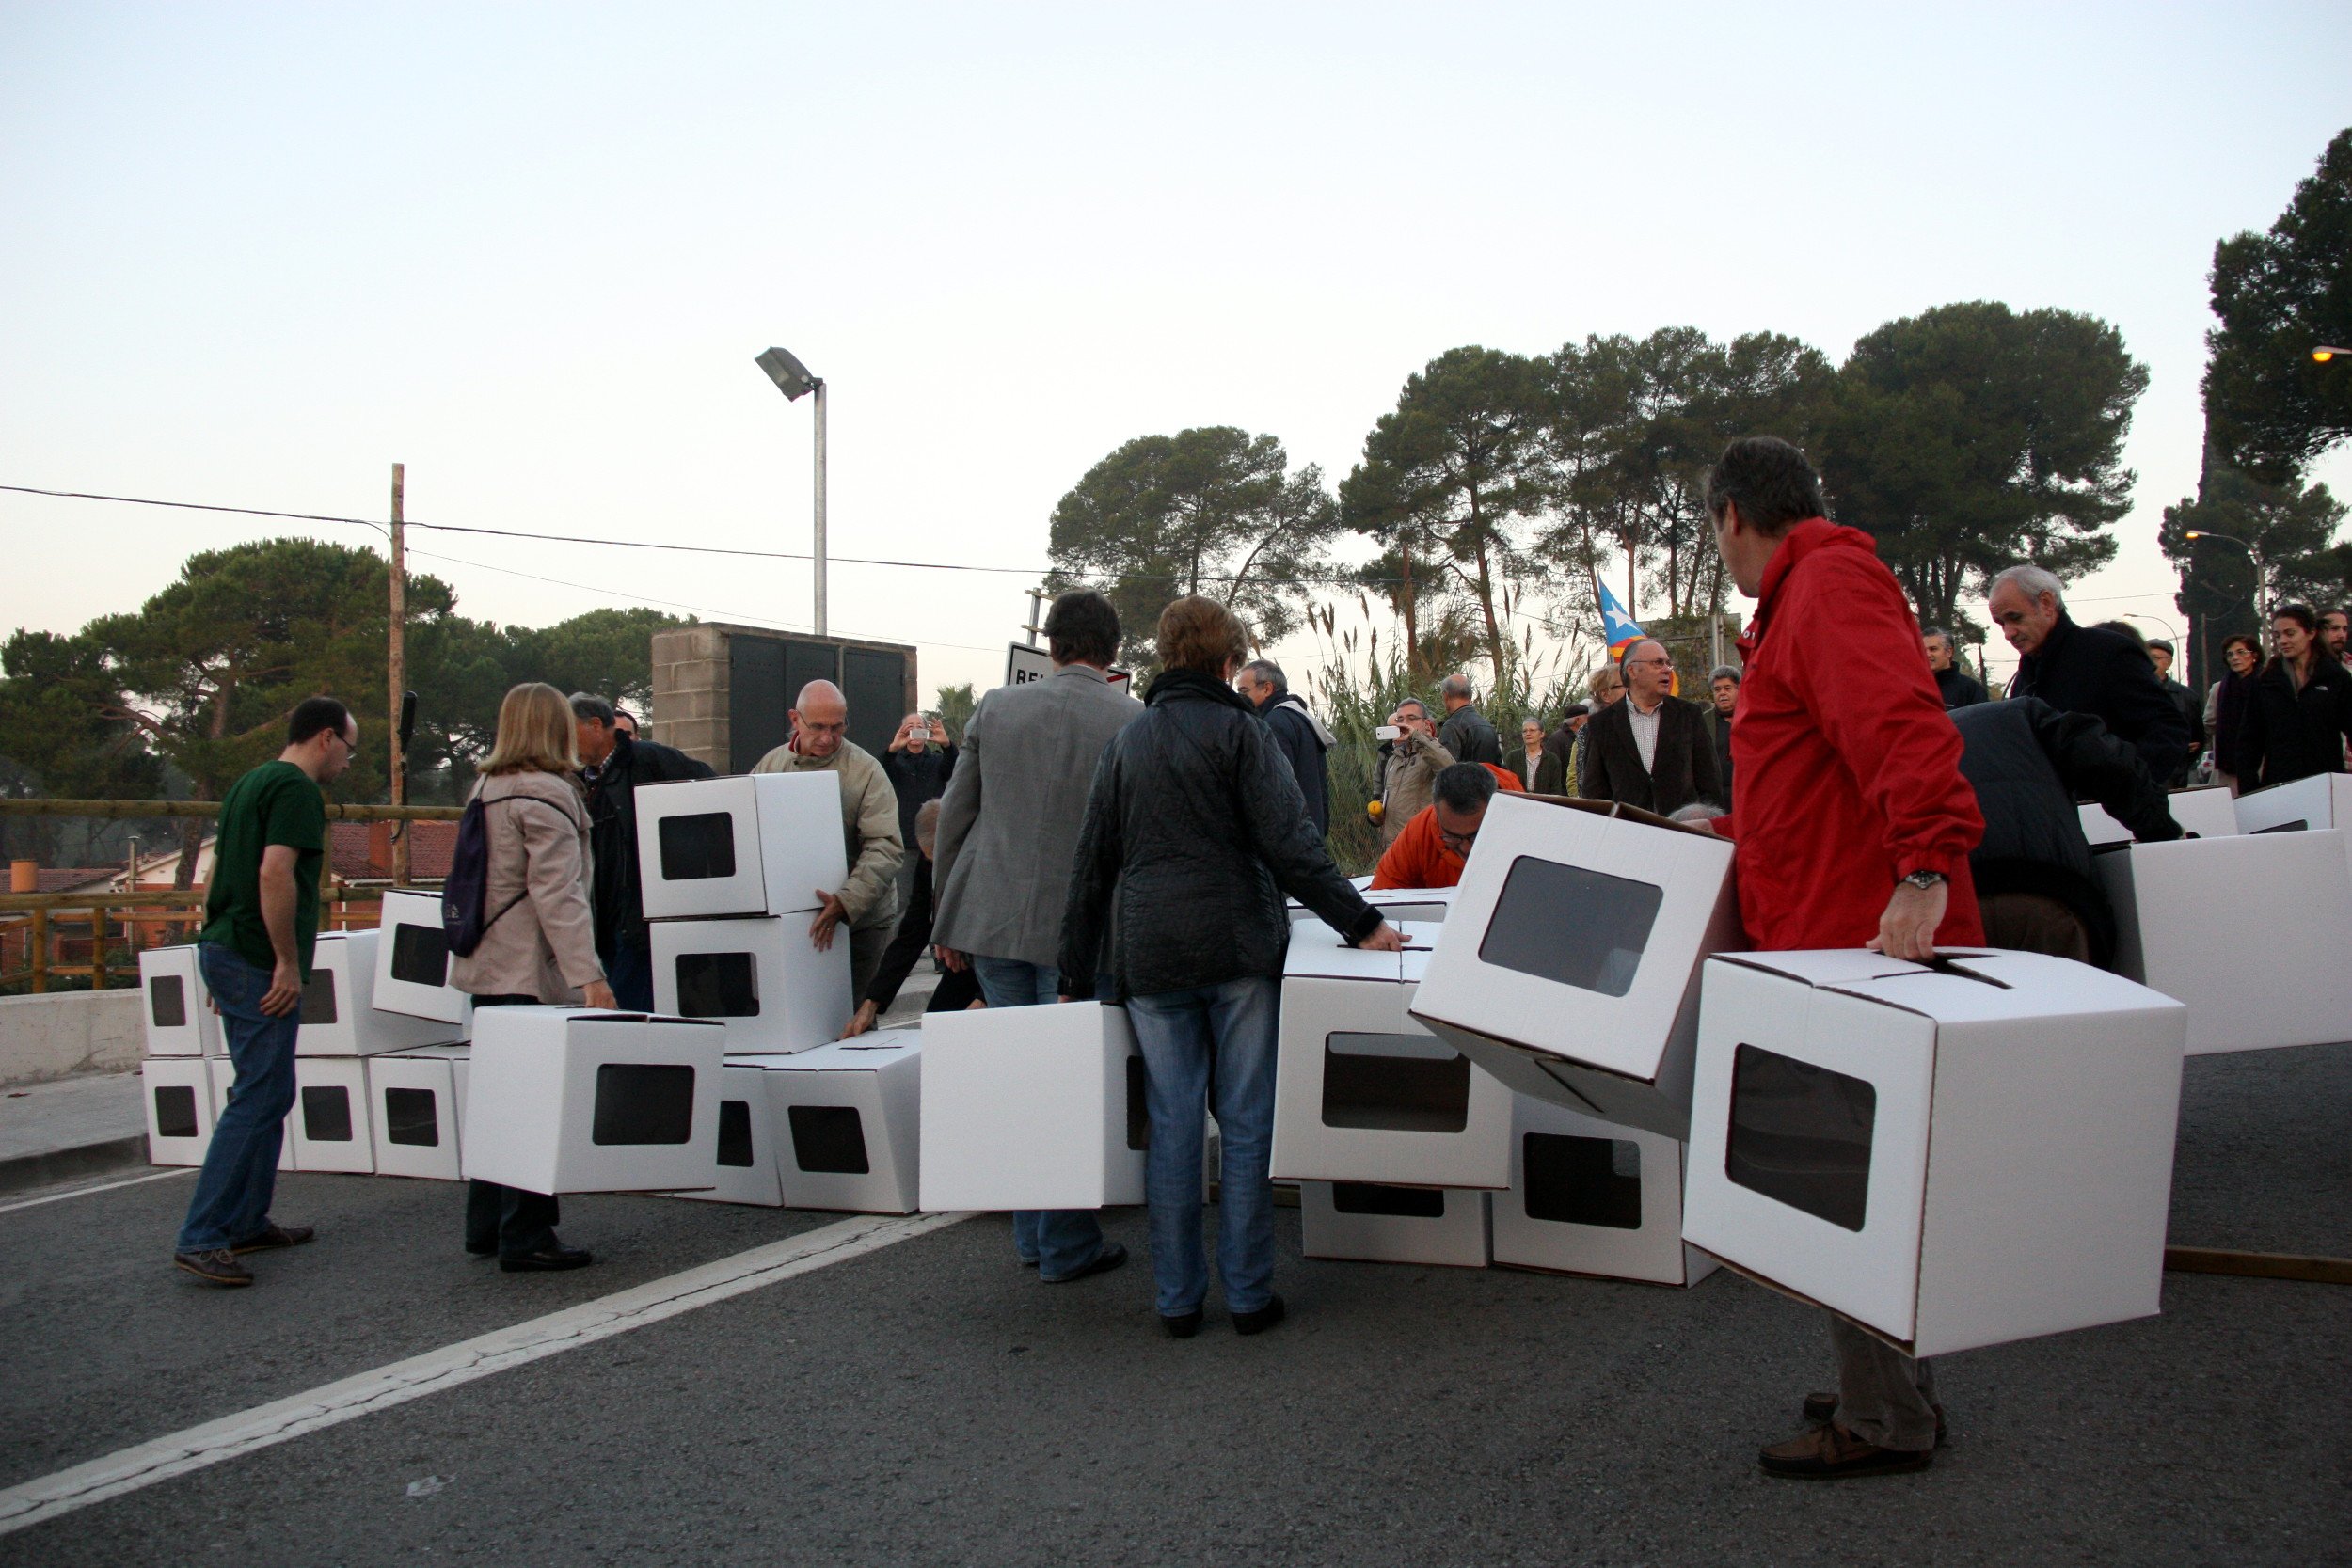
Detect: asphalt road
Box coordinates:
(4, 1044, 2346, 1567)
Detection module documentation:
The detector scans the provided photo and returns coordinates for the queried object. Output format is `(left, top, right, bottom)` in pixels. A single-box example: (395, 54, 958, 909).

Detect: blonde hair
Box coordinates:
(480, 682, 580, 776)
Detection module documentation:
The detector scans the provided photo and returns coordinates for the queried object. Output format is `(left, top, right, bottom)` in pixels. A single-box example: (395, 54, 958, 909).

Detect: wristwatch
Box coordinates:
(1900, 870, 1947, 892)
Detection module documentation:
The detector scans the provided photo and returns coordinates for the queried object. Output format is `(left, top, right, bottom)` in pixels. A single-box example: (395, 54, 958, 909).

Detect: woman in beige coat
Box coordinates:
(451, 683, 613, 1273)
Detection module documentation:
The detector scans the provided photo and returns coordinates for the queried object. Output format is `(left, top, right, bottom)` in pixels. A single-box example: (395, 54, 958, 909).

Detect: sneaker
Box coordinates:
(1232, 1294, 1287, 1337)
(230, 1222, 314, 1255)
(1802, 1391, 1947, 1447)
(174, 1249, 254, 1288)
(1041, 1242, 1127, 1284)
(1758, 1422, 1931, 1480)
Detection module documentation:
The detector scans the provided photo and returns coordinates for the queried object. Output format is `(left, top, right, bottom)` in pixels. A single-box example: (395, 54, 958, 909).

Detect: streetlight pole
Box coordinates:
(755, 346, 828, 637)
(2184, 529, 2269, 617)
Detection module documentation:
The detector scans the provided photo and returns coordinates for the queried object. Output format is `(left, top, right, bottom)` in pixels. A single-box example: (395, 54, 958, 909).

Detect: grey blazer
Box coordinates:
(931, 662, 1144, 969)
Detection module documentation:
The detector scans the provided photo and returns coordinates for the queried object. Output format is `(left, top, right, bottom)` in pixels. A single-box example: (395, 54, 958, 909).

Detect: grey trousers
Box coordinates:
(1831, 1315, 1938, 1450)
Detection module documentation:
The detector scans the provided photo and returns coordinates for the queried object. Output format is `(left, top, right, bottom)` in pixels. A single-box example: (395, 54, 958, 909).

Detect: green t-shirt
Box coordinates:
(200, 759, 328, 976)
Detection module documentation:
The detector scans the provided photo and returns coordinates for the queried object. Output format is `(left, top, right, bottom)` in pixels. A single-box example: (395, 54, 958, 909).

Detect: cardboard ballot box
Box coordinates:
(371, 890, 474, 1028)
(919, 1003, 1146, 1212)
(370, 1049, 467, 1181)
(2233, 772, 2352, 837)
(649, 916, 852, 1053)
(1299, 1181, 1489, 1268)
(1290, 886, 1455, 927)
(288, 1057, 374, 1174)
(2079, 785, 2239, 847)
(635, 773, 849, 922)
(1272, 921, 1508, 1189)
(1409, 796, 1741, 1140)
(665, 1063, 784, 1207)
(2095, 830, 2352, 1054)
(751, 1035, 923, 1212)
(295, 931, 466, 1056)
(138, 945, 219, 1057)
(142, 1056, 216, 1165)
(1682, 949, 2185, 1359)
(1491, 1094, 1716, 1287)
(461, 1007, 727, 1195)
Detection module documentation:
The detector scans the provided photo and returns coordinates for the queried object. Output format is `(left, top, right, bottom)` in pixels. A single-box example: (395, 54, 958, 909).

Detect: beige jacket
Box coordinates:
(447, 768, 606, 1004)
(750, 737, 903, 929)
(1378, 734, 1455, 844)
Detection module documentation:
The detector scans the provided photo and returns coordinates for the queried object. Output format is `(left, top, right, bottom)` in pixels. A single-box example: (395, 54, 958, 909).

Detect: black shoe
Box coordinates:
(1162, 1310, 1203, 1339)
(1803, 1391, 1947, 1447)
(501, 1243, 594, 1273)
(1232, 1294, 1286, 1336)
(1041, 1242, 1126, 1283)
(466, 1242, 497, 1258)
(174, 1248, 253, 1288)
(230, 1222, 313, 1255)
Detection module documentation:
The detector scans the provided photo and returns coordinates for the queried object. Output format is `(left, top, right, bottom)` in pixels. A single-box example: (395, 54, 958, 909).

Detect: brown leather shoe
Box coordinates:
(1802, 1391, 1947, 1446)
(174, 1249, 254, 1287)
(1759, 1422, 1931, 1479)
(230, 1222, 314, 1255)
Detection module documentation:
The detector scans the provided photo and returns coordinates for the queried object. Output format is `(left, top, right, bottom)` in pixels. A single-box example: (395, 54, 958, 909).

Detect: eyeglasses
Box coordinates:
(1438, 826, 1480, 853)
(1624, 657, 1672, 669)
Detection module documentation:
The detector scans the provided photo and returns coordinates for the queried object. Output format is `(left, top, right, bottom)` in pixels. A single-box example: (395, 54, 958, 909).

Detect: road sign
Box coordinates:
(1005, 642, 1054, 689)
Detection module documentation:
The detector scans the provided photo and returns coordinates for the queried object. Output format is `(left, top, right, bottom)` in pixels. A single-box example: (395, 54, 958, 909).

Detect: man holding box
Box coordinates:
(752, 681, 904, 1004)
(1705, 436, 1985, 1480)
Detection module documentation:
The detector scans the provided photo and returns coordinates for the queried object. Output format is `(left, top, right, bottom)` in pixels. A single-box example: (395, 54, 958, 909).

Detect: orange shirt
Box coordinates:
(1371, 767, 1522, 891)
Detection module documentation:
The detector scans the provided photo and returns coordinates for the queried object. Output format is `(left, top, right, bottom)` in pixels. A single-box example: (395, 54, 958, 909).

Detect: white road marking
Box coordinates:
(0, 1208, 971, 1537)
(0, 1166, 194, 1215)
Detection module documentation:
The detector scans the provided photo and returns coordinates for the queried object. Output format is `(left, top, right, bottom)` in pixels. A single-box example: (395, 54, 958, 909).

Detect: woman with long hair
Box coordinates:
(2207, 633, 2262, 791)
(2237, 605, 2352, 791)
(450, 682, 614, 1273)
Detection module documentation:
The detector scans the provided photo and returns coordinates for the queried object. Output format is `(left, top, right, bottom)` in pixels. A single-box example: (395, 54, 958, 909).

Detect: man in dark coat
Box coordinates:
(1951, 697, 2181, 967)
(1704, 665, 1740, 809)
(1923, 628, 1987, 708)
(2143, 640, 2207, 786)
(1579, 639, 1723, 815)
(882, 711, 957, 917)
(571, 692, 715, 1010)
(1234, 658, 1332, 837)
(1989, 565, 2188, 784)
(1436, 673, 1502, 767)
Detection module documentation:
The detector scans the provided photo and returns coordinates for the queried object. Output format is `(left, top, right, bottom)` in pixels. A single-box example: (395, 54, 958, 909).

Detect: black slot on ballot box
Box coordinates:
(1320, 1034, 1470, 1133)
(717, 1099, 756, 1167)
(1724, 1044, 1876, 1232)
(676, 952, 760, 1018)
(390, 923, 451, 987)
(591, 1064, 698, 1146)
(299, 971, 338, 1025)
(1331, 1182, 1448, 1219)
(302, 1085, 355, 1143)
(659, 814, 738, 881)
(149, 975, 187, 1029)
(788, 1104, 871, 1174)
(1478, 858, 1663, 997)
(1522, 1132, 1642, 1229)
(152, 1084, 199, 1139)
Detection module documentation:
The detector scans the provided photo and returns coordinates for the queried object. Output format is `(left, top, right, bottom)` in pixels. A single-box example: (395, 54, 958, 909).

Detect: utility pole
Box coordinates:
(1025, 588, 1044, 647)
(389, 463, 409, 887)
(813, 380, 829, 637)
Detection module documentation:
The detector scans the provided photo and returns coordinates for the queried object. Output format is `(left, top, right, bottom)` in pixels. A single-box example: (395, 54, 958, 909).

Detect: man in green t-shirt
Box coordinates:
(174, 696, 358, 1288)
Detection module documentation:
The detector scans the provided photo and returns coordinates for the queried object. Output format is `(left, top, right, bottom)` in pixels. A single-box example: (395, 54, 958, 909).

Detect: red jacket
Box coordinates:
(1719, 519, 1984, 951)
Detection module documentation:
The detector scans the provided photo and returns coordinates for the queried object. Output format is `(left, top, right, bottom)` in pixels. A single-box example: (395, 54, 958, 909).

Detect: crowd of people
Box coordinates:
(166, 433, 2349, 1482)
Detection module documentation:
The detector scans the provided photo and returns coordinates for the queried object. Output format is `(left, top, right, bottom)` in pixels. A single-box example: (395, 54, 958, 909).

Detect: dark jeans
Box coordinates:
(464, 993, 562, 1258)
(176, 944, 301, 1253)
(605, 935, 653, 1013)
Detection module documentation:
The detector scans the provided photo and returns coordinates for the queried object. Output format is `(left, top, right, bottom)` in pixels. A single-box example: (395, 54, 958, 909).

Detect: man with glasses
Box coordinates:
(1579, 639, 1723, 816)
(1370, 763, 1518, 889)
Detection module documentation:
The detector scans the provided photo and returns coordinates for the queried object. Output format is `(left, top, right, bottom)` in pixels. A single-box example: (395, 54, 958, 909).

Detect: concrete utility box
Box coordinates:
(650, 623, 918, 773)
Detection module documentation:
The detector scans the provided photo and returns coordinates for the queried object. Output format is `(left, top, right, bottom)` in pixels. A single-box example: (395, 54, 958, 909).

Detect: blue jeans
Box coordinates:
(605, 934, 653, 1013)
(1126, 977, 1279, 1318)
(176, 944, 301, 1253)
(971, 955, 1106, 1280)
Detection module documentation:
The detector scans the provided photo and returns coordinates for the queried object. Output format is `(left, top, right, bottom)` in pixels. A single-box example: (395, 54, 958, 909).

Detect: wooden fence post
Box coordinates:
(30, 907, 48, 993)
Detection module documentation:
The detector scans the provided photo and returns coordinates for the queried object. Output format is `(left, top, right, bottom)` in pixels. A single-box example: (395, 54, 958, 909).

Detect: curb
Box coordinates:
(0, 1135, 151, 1198)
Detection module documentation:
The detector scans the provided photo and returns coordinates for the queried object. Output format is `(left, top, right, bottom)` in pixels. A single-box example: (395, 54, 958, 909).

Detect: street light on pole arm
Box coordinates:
(755, 345, 827, 638)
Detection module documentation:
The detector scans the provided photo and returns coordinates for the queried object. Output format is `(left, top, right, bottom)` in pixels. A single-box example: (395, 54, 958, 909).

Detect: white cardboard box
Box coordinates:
(296, 931, 467, 1056)
(919, 1003, 1146, 1212)
(649, 916, 852, 1053)
(371, 890, 474, 1028)
(1298, 1181, 1489, 1268)
(207, 1057, 292, 1170)
(2080, 785, 2239, 847)
(142, 1056, 215, 1165)
(2233, 772, 2352, 837)
(635, 773, 850, 921)
(1291, 885, 1455, 927)
(1271, 921, 1508, 1189)
(1490, 1095, 1715, 1287)
(1682, 949, 2186, 1358)
(370, 1050, 466, 1180)
(665, 1062, 785, 1207)
(460, 1007, 727, 1195)
(749, 1034, 924, 1212)
(2095, 831, 2352, 1054)
(137, 945, 219, 1057)
(288, 1056, 374, 1174)
(1409, 796, 1742, 1140)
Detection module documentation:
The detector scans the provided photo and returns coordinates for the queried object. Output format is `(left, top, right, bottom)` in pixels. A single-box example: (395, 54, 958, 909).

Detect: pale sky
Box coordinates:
(4, 2, 2349, 707)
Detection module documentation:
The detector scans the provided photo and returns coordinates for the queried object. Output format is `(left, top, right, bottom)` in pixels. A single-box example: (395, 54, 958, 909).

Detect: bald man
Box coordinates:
(752, 679, 906, 1001)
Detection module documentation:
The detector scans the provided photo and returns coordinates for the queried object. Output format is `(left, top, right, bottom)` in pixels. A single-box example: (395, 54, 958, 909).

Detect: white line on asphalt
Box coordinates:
(0, 1166, 195, 1215)
(0, 1208, 971, 1538)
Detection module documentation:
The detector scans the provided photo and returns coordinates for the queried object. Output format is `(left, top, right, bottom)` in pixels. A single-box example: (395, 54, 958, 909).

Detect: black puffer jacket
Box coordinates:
(1059, 670, 1381, 999)
(2238, 657, 2352, 789)
(581, 731, 714, 958)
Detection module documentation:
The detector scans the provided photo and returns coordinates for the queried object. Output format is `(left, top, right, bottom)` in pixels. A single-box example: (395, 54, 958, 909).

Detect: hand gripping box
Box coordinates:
(142, 1056, 216, 1165)
(295, 931, 467, 1056)
(1408, 797, 1742, 1140)
(371, 890, 474, 1029)
(461, 1007, 727, 1195)
(650, 916, 853, 1053)
(2094, 829, 2352, 1053)
(287, 1057, 374, 1174)
(370, 1047, 470, 1181)
(919, 1002, 1146, 1212)
(1682, 950, 2186, 1359)
(1299, 1181, 1489, 1268)
(138, 945, 219, 1056)
(664, 1062, 785, 1207)
(635, 773, 850, 921)
(1491, 1094, 1716, 1288)
(2079, 785, 2239, 847)
(1271, 921, 1509, 1189)
(750, 1035, 923, 1212)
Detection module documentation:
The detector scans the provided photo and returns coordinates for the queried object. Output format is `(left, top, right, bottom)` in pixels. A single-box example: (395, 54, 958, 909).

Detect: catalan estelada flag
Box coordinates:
(1597, 579, 1645, 657)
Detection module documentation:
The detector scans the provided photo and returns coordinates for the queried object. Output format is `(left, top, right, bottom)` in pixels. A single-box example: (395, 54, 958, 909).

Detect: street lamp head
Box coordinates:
(755, 345, 819, 401)
(2185, 531, 2205, 540)
(2314, 346, 2346, 364)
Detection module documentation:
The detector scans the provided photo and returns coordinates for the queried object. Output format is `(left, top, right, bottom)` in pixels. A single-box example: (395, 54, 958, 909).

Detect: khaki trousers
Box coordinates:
(1831, 1316, 1938, 1451)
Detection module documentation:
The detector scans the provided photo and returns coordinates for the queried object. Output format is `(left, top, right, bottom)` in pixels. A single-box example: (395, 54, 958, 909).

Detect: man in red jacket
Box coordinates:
(1706, 436, 1985, 1480)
